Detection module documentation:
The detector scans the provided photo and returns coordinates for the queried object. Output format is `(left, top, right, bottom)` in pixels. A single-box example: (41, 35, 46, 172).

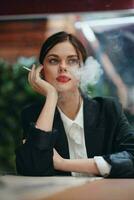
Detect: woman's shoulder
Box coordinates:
(84, 95, 122, 115)
(92, 96, 122, 116)
(93, 96, 119, 105)
(84, 95, 120, 106)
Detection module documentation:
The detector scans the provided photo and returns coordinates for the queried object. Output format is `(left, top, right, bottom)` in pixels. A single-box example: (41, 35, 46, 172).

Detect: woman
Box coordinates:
(16, 31, 134, 178)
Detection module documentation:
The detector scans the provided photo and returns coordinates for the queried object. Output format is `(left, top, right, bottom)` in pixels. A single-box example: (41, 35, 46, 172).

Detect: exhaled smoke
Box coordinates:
(69, 56, 103, 93)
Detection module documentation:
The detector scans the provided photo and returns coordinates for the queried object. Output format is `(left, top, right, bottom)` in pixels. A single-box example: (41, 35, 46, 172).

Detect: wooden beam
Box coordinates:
(0, 0, 133, 15)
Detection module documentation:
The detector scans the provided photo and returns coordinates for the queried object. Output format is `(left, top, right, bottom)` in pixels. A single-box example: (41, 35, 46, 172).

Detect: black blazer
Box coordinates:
(15, 96, 134, 178)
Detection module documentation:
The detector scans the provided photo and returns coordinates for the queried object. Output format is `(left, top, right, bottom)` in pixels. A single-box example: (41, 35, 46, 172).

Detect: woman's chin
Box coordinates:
(52, 81, 79, 94)
(57, 87, 71, 93)
(57, 86, 79, 96)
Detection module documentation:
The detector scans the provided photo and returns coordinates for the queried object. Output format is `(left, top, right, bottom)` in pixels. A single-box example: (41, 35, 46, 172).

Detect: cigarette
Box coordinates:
(22, 66, 31, 71)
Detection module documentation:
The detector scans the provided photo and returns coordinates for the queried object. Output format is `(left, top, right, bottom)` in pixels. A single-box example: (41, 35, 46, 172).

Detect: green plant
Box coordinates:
(0, 57, 41, 174)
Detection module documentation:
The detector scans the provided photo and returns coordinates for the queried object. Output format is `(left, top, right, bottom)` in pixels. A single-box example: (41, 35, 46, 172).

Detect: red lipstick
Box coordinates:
(56, 75, 71, 83)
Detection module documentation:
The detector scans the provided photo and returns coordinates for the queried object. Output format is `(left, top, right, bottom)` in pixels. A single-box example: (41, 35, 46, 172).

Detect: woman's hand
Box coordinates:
(28, 64, 58, 98)
(53, 149, 65, 171)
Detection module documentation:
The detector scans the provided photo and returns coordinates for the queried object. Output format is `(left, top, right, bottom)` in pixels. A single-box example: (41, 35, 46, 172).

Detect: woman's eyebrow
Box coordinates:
(47, 54, 59, 58)
(47, 54, 78, 58)
(67, 55, 79, 58)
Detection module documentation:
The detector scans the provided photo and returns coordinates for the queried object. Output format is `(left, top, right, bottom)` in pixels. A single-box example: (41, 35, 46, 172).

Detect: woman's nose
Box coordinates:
(58, 61, 67, 72)
(58, 67, 67, 73)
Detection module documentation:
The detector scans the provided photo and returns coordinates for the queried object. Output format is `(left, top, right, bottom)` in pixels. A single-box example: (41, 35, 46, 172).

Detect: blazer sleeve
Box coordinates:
(15, 103, 59, 176)
(103, 99, 134, 178)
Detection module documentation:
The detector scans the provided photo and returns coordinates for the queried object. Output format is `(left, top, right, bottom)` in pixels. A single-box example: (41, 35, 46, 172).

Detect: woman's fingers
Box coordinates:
(27, 64, 57, 97)
(28, 64, 42, 85)
(31, 64, 36, 82)
(28, 64, 48, 95)
(28, 64, 35, 85)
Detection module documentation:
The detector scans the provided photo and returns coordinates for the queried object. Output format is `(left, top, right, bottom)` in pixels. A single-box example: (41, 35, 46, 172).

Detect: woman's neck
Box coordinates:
(57, 90, 82, 120)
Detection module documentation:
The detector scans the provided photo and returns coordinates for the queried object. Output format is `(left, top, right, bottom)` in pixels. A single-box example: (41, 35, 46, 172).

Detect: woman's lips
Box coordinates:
(56, 75, 71, 83)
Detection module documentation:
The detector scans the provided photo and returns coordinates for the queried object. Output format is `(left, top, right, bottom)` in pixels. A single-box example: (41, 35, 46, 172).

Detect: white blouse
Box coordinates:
(58, 100, 111, 177)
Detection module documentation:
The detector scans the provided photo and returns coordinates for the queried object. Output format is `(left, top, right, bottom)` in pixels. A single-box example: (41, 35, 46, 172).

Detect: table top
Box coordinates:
(43, 178, 134, 200)
(0, 175, 134, 200)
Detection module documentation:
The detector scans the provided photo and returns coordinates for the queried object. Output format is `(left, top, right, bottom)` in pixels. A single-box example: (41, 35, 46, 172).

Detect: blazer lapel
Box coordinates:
(53, 108, 70, 159)
(83, 97, 105, 157)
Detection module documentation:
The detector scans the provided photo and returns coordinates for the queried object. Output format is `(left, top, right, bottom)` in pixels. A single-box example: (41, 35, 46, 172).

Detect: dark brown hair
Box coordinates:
(39, 31, 87, 64)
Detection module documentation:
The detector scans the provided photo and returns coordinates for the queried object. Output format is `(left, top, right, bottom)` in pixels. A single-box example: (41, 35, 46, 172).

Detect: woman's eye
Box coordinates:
(49, 59, 59, 65)
(68, 59, 79, 66)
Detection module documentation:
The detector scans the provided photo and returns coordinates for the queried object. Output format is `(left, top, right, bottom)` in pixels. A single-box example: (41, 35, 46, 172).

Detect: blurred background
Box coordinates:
(0, 0, 134, 174)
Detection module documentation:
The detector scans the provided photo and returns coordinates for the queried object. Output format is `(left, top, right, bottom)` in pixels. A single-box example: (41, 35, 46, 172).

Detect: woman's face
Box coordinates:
(42, 41, 82, 93)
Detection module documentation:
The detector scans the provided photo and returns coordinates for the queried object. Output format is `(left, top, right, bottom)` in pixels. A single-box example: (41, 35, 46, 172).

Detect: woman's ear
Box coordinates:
(40, 68, 45, 79)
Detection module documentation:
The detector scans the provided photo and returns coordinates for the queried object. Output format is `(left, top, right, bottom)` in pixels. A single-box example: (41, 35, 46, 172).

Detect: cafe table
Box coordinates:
(0, 175, 134, 200)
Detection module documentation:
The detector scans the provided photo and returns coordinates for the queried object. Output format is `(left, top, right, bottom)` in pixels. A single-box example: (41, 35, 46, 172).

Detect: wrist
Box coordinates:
(47, 88, 58, 98)
(88, 158, 100, 175)
(46, 93, 58, 104)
